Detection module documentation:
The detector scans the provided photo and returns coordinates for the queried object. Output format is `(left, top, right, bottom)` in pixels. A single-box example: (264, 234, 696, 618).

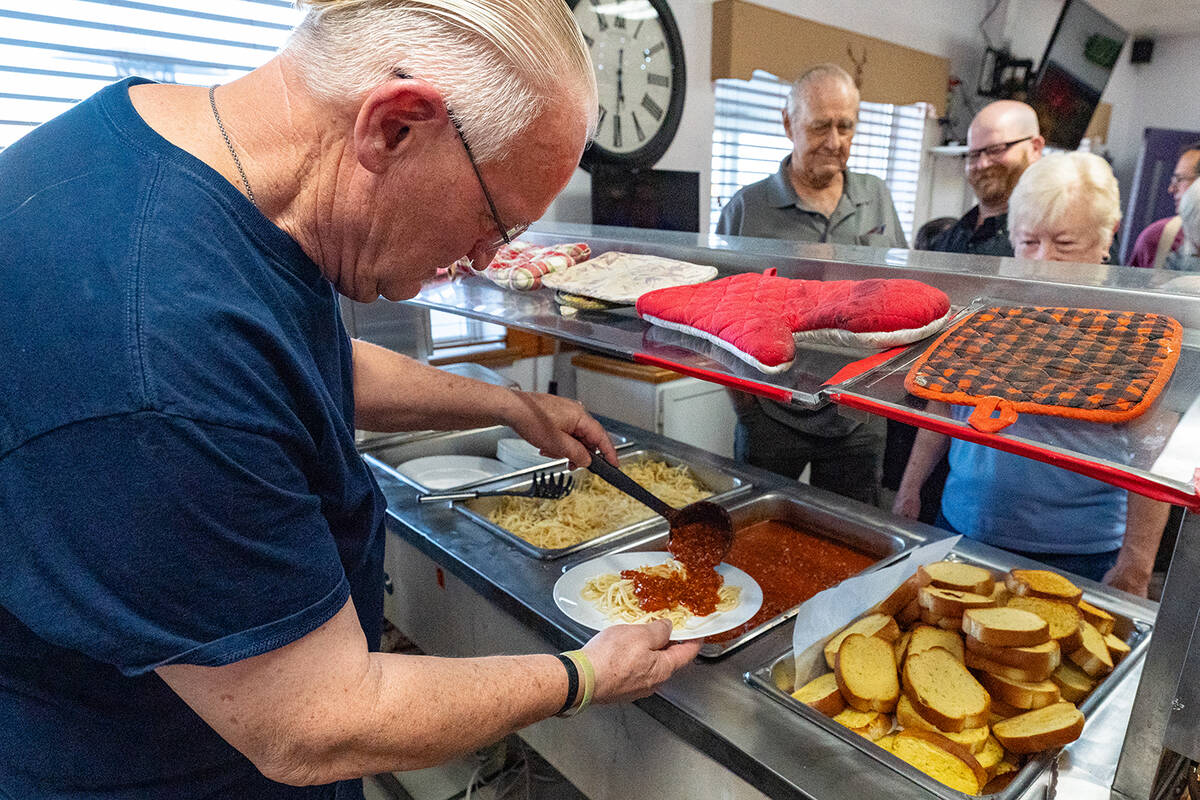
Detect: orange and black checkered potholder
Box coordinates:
(905, 305, 1182, 433)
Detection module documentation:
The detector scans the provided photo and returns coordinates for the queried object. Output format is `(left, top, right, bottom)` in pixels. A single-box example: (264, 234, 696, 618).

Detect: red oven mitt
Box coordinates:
(635, 269, 952, 373)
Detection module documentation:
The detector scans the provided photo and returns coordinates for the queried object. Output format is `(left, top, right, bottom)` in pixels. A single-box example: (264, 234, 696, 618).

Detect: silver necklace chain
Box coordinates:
(208, 84, 256, 207)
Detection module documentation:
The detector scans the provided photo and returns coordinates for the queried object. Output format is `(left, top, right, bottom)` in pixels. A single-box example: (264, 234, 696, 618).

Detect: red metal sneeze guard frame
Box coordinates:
(827, 390, 1200, 511)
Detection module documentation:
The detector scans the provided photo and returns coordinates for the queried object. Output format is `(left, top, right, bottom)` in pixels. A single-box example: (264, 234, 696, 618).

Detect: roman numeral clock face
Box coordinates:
(570, 0, 686, 169)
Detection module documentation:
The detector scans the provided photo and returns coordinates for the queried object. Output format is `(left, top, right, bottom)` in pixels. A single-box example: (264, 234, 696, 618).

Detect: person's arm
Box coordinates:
(1104, 493, 1171, 597)
(891, 404, 951, 519)
(351, 339, 616, 467)
(883, 190, 908, 249)
(158, 600, 699, 786)
(714, 195, 742, 236)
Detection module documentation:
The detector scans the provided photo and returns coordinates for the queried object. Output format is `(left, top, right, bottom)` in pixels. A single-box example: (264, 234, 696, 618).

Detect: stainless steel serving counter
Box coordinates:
(367, 418, 1158, 800)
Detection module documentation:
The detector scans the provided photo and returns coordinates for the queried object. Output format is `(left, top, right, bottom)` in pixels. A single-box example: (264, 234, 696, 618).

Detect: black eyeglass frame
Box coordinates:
(393, 70, 528, 250)
(964, 135, 1035, 163)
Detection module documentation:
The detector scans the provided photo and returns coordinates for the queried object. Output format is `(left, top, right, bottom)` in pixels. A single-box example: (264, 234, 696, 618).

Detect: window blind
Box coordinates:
(0, 0, 301, 151)
(711, 70, 927, 242)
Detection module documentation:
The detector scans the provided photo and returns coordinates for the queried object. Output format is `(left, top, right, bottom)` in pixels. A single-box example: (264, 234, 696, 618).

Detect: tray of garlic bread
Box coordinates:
(745, 544, 1152, 799)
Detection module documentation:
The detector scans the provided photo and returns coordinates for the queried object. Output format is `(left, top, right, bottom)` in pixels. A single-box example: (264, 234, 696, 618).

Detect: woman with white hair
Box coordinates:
(1165, 178, 1200, 271)
(896, 152, 1171, 598)
(0, 1, 702, 797)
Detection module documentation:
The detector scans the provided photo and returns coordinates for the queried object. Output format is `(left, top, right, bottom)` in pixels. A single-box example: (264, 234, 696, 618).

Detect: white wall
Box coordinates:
(1101, 33, 1200, 207)
(995, 0, 1200, 212)
(545, 0, 995, 230)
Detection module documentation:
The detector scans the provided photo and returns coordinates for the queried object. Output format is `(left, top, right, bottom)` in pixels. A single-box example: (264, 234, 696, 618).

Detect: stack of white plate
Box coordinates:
(395, 455, 509, 490)
(496, 438, 553, 469)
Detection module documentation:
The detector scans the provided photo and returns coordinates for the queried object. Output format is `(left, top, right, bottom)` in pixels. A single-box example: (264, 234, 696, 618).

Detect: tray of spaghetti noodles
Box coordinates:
(455, 449, 751, 559)
(553, 551, 763, 640)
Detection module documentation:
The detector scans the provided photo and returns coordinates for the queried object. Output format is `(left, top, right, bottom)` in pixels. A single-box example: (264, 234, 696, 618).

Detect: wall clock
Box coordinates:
(568, 0, 686, 170)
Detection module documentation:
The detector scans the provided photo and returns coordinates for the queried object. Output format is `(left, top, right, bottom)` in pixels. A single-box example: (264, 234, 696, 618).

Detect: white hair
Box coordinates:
(1008, 152, 1121, 251)
(785, 63, 858, 120)
(286, 0, 597, 163)
(1180, 178, 1200, 256)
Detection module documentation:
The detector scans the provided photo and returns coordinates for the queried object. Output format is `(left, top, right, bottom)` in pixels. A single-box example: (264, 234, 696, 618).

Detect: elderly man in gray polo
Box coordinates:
(716, 63, 907, 248)
(715, 64, 904, 506)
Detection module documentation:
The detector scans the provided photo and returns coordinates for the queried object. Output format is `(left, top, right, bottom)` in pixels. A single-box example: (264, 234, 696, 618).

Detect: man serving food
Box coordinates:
(0, 1, 700, 797)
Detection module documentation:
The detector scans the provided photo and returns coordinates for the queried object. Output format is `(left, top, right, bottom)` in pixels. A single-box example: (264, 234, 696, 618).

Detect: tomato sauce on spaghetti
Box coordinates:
(621, 520, 729, 616)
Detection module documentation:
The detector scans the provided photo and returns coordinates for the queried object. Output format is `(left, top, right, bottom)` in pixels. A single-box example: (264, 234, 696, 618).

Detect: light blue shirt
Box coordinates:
(941, 406, 1129, 554)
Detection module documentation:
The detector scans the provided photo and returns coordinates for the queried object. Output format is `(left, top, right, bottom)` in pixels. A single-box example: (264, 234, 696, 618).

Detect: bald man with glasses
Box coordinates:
(930, 100, 1045, 256)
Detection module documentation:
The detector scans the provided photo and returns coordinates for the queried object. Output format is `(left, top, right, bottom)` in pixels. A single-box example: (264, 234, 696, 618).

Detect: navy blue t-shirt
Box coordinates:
(0, 78, 385, 798)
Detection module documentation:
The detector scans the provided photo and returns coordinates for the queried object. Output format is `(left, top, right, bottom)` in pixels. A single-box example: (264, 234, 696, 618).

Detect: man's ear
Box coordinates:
(1030, 134, 1046, 157)
(782, 110, 795, 143)
(354, 78, 445, 174)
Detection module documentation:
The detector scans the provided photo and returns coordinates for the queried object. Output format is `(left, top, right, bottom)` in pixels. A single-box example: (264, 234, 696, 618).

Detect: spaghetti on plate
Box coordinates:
(484, 459, 711, 549)
(581, 560, 740, 630)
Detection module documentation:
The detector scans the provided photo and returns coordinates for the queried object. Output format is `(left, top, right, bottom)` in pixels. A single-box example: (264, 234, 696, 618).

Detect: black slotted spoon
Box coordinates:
(417, 470, 574, 504)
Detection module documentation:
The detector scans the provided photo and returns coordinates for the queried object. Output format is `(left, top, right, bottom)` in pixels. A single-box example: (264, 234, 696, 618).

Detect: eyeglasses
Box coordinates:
(964, 136, 1034, 163)
(1168, 171, 1199, 189)
(394, 70, 527, 250)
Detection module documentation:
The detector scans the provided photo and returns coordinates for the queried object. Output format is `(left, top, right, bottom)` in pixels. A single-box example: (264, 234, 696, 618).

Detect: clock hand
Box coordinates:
(617, 48, 624, 111)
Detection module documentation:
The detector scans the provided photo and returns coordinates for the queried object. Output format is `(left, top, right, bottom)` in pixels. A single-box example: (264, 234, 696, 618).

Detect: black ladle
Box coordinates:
(586, 454, 734, 566)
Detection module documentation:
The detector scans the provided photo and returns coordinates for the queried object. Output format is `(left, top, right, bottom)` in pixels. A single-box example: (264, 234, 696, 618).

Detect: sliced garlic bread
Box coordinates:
(1078, 598, 1116, 636)
(991, 701, 1084, 754)
(918, 585, 996, 618)
(902, 647, 990, 732)
(791, 672, 845, 717)
(890, 730, 988, 794)
(836, 633, 901, 713)
(964, 649, 1055, 683)
(875, 571, 932, 616)
(1068, 620, 1114, 677)
(974, 670, 1061, 710)
(832, 707, 893, 741)
(1006, 595, 1083, 651)
(895, 695, 989, 753)
(1105, 631, 1132, 664)
(1050, 661, 1097, 704)
(962, 606, 1050, 648)
(823, 613, 901, 669)
(1005, 569, 1082, 605)
(906, 624, 965, 662)
(964, 635, 1060, 675)
(918, 561, 995, 595)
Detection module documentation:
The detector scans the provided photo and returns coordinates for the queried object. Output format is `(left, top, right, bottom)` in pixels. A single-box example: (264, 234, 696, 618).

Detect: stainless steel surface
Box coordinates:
(747, 545, 1155, 800)
(598, 490, 910, 659)
(368, 419, 1157, 800)
(361, 425, 633, 493)
(453, 447, 752, 560)
(1114, 509, 1200, 799)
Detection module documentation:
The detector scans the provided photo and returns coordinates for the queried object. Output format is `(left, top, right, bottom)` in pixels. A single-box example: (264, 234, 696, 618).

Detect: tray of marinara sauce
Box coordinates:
(593, 490, 913, 658)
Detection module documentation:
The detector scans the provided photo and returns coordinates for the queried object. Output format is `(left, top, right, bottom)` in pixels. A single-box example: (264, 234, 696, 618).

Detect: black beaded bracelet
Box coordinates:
(554, 653, 579, 716)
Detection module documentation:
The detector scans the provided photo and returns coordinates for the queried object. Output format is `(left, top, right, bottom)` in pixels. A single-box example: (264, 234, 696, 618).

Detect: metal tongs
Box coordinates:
(417, 470, 574, 504)
(585, 453, 734, 561)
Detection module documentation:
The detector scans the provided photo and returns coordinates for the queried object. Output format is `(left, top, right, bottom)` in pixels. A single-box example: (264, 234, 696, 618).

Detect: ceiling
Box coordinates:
(1086, 0, 1200, 38)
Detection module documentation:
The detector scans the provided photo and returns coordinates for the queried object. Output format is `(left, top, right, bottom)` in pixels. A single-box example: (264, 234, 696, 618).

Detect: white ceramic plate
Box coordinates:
(395, 455, 510, 490)
(552, 551, 763, 641)
(496, 438, 553, 469)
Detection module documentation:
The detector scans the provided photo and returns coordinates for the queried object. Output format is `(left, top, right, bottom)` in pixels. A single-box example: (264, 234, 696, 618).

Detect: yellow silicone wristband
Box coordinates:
(560, 650, 595, 717)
